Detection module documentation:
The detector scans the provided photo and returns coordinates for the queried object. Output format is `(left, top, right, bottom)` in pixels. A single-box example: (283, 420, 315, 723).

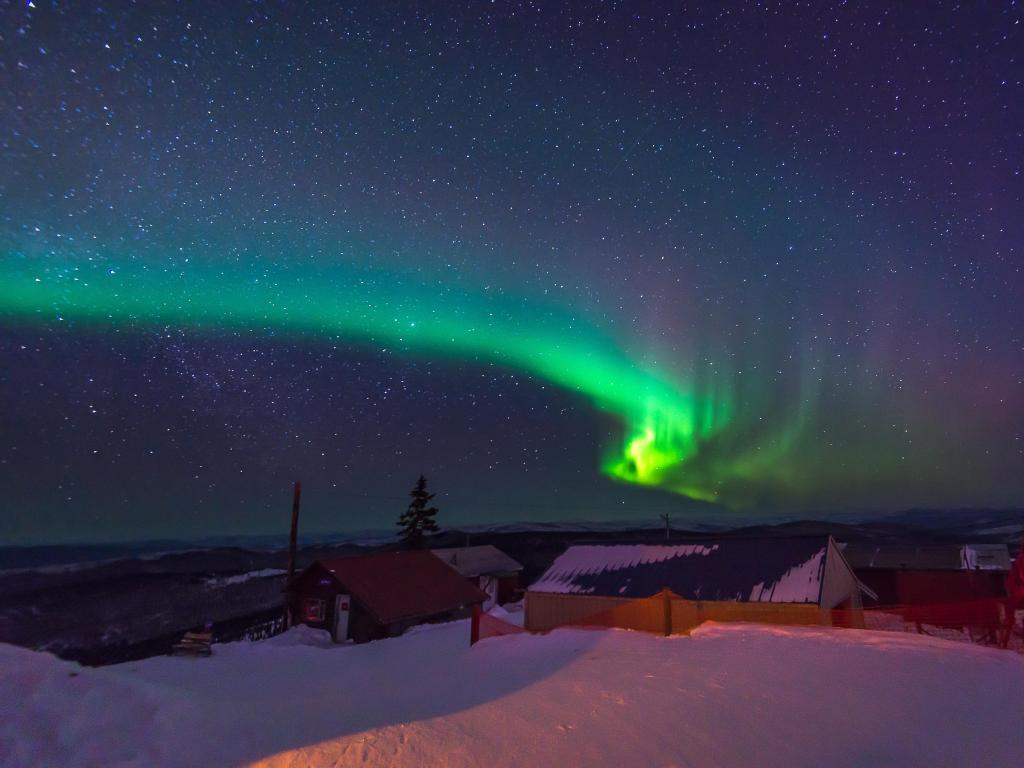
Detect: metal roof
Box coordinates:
(430, 545, 523, 578)
(307, 550, 487, 624)
(842, 543, 1011, 572)
(529, 537, 832, 604)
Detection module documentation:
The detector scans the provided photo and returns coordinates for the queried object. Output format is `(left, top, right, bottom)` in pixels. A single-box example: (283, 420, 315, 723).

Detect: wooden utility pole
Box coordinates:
(659, 513, 670, 540)
(286, 480, 302, 583)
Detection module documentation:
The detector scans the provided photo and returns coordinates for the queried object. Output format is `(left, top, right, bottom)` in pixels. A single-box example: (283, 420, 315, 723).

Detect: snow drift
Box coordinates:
(1, 620, 1022, 767)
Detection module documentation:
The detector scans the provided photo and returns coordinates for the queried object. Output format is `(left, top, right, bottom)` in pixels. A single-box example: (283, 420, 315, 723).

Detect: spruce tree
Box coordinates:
(397, 474, 440, 548)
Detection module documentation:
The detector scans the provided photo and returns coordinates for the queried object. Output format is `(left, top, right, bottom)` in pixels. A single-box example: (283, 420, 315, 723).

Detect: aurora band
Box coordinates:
(0, 256, 744, 503)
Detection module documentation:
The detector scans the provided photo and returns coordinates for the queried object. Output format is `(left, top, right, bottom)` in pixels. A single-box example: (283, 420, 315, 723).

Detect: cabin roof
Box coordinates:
(529, 537, 833, 604)
(430, 545, 523, 578)
(842, 543, 1011, 572)
(298, 550, 487, 624)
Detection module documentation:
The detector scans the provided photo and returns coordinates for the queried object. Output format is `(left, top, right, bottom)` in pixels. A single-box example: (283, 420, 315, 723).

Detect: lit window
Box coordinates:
(303, 598, 325, 622)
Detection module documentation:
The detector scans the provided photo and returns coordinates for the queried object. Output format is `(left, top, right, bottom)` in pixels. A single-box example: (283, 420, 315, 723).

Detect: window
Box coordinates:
(303, 598, 325, 622)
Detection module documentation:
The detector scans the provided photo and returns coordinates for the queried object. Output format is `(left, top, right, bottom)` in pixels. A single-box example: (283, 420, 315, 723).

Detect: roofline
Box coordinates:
(525, 587, 825, 605)
(849, 565, 1011, 573)
(451, 568, 522, 578)
(815, 537, 830, 605)
(287, 557, 488, 625)
(856, 581, 879, 601)
(826, 534, 859, 580)
(825, 535, 879, 604)
(429, 548, 525, 573)
(284, 560, 338, 590)
(558, 534, 835, 545)
(375, 596, 486, 625)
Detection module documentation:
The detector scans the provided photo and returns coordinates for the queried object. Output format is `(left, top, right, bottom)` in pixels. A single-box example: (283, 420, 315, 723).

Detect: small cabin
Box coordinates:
(430, 545, 523, 609)
(285, 550, 487, 643)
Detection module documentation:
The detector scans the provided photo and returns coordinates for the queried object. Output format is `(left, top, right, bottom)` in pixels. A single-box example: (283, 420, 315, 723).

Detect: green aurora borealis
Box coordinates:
(2, 1, 1022, 542)
(0, 256, 756, 504)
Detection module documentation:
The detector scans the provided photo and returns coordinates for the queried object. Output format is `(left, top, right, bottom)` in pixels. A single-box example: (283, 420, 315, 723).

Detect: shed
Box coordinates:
(285, 550, 487, 643)
(841, 542, 1011, 606)
(430, 545, 523, 608)
(526, 536, 864, 632)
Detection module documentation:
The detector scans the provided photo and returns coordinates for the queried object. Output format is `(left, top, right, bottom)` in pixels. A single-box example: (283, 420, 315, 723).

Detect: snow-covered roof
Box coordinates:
(529, 538, 831, 604)
(430, 545, 523, 578)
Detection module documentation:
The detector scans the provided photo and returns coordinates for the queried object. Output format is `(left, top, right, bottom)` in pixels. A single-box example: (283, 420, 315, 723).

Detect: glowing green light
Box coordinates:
(0, 253, 741, 503)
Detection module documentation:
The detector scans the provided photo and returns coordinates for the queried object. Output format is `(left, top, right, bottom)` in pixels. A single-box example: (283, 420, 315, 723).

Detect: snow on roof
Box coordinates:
(529, 538, 831, 604)
(430, 545, 523, 578)
(530, 544, 719, 593)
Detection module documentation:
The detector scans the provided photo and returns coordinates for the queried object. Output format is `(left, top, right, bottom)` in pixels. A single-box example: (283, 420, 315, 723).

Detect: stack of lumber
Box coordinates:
(171, 630, 213, 657)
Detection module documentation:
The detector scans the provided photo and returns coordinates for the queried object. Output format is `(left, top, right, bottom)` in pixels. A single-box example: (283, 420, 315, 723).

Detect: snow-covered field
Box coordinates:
(2, 619, 1022, 767)
(203, 568, 288, 587)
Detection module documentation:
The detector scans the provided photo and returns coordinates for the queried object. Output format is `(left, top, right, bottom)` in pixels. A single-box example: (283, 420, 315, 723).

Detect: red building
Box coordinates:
(285, 550, 487, 643)
(843, 543, 1011, 606)
(430, 545, 523, 609)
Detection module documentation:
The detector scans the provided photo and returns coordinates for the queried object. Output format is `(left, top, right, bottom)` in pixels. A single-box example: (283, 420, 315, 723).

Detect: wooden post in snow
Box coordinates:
(660, 513, 670, 540)
(471, 603, 481, 646)
(284, 481, 302, 627)
(287, 480, 301, 583)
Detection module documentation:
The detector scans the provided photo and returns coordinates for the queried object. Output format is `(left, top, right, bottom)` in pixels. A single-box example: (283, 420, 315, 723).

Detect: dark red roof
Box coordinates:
(312, 550, 487, 624)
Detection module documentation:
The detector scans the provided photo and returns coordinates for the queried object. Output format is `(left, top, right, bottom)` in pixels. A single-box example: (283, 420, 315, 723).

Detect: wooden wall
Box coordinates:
(526, 592, 635, 632)
(527, 590, 836, 635)
(497, 573, 520, 604)
(671, 598, 826, 633)
(857, 569, 1008, 606)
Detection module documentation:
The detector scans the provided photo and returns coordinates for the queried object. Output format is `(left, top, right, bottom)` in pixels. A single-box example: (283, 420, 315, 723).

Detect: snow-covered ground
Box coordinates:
(204, 568, 288, 587)
(2, 619, 1022, 767)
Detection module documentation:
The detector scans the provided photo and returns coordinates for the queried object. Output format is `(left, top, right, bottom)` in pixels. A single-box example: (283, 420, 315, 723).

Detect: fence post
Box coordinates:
(471, 603, 481, 646)
(663, 588, 672, 636)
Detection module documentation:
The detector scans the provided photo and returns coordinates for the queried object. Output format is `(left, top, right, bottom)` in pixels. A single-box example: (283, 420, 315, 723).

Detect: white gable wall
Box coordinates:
(819, 537, 862, 610)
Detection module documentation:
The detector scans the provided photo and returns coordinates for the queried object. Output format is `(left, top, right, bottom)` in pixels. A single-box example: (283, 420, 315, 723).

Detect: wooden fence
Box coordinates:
(511, 590, 1023, 653)
(525, 589, 832, 636)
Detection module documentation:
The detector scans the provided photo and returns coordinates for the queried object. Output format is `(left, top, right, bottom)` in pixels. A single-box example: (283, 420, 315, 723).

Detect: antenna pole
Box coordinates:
(287, 481, 302, 582)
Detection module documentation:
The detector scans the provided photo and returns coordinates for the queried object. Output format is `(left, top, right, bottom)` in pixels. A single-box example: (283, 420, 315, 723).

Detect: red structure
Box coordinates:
(430, 546, 523, 608)
(857, 569, 1008, 607)
(844, 543, 1011, 607)
(286, 550, 487, 643)
(1007, 542, 1024, 605)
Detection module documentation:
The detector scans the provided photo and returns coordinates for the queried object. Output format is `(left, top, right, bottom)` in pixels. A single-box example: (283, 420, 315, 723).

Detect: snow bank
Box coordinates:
(485, 601, 525, 628)
(2, 621, 1022, 767)
(260, 624, 335, 648)
(0, 643, 197, 766)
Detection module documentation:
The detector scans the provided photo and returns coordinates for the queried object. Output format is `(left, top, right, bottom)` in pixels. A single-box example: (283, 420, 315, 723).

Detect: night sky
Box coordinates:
(1, 2, 1022, 544)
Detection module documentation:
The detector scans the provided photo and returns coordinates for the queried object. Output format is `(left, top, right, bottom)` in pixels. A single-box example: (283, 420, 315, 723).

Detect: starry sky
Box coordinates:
(1, 1, 1022, 544)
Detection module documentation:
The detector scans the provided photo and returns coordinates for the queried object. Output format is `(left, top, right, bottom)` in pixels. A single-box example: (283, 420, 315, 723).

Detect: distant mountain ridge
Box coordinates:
(2, 508, 1021, 572)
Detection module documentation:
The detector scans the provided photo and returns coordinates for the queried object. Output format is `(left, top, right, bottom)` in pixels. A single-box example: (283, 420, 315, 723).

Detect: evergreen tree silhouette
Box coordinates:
(397, 474, 440, 548)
